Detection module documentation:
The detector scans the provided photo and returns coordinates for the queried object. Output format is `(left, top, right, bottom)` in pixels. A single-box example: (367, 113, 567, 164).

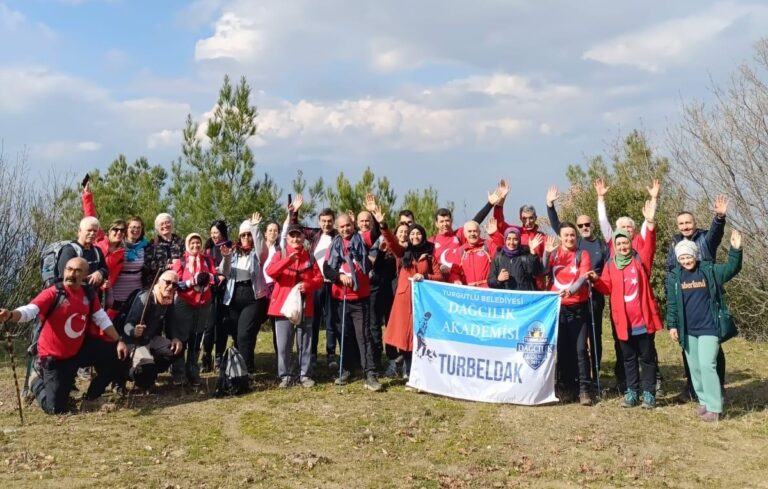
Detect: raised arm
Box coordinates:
(545, 185, 562, 234)
(594, 178, 613, 241)
(705, 195, 728, 257)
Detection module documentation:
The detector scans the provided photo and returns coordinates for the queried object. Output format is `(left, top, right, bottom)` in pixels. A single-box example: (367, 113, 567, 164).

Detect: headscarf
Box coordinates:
(500, 226, 523, 259)
(185, 233, 203, 275)
(401, 224, 434, 269)
(675, 240, 700, 261)
(612, 229, 633, 270)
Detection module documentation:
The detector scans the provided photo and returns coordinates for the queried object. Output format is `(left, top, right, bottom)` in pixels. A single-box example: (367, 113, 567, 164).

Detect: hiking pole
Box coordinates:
(335, 288, 348, 386)
(587, 282, 601, 399)
(3, 324, 24, 425)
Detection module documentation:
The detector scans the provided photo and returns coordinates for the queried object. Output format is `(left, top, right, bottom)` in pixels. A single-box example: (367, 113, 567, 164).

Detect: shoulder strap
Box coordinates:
(44, 282, 67, 319)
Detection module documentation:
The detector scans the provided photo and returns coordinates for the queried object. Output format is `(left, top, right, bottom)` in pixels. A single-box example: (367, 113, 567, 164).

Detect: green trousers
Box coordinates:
(684, 335, 722, 414)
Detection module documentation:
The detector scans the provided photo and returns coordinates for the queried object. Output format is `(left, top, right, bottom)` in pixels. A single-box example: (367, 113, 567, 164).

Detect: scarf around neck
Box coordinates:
(613, 229, 634, 270)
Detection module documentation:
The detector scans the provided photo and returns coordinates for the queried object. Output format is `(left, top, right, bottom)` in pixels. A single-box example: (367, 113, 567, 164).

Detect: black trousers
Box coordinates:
(557, 302, 591, 394)
(311, 282, 333, 357)
(202, 288, 232, 360)
(32, 338, 117, 414)
(368, 285, 393, 367)
(588, 292, 605, 380)
(619, 333, 657, 394)
(333, 297, 375, 374)
(229, 284, 268, 372)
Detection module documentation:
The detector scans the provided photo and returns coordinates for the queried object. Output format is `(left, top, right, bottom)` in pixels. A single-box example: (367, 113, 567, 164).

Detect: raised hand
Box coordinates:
(528, 233, 542, 252)
(346, 209, 355, 222)
(641, 199, 656, 223)
(485, 216, 498, 235)
(372, 206, 385, 224)
(251, 212, 262, 226)
(83, 181, 91, 194)
(594, 178, 610, 199)
(646, 179, 661, 200)
(545, 235, 558, 253)
(364, 193, 377, 213)
(546, 185, 559, 207)
(714, 195, 728, 217)
(290, 194, 304, 212)
(496, 179, 510, 200)
(487, 190, 501, 206)
(730, 229, 742, 249)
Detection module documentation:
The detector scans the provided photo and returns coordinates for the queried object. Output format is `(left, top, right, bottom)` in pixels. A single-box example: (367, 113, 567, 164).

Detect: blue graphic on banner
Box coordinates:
(409, 280, 561, 405)
(412, 280, 559, 349)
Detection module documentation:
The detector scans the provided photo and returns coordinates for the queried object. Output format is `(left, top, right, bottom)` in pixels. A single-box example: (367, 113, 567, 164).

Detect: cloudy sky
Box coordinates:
(1, 0, 766, 220)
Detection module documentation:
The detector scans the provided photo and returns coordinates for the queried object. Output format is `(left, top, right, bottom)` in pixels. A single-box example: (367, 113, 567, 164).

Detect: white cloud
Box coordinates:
(147, 129, 182, 149)
(0, 66, 107, 113)
(32, 140, 101, 161)
(0, 3, 24, 30)
(583, 2, 765, 72)
(195, 12, 264, 62)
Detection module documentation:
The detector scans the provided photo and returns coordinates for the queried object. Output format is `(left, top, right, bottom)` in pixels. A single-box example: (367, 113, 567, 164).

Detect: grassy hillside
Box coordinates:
(1, 332, 767, 488)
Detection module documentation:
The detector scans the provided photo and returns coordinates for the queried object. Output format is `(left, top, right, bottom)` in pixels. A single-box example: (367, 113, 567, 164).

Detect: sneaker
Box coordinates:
(300, 377, 315, 388)
(77, 367, 92, 381)
(383, 360, 398, 378)
(579, 391, 592, 406)
(641, 391, 656, 409)
(364, 373, 382, 392)
(188, 375, 202, 388)
(278, 377, 291, 389)
(701, 411, 720, 422)
(622, 389, 639, 408)
(334, 369, 351, 385)
(696, 405, 708, 416)
(171, 374, 185, 387)
(327, 354, 338, 371)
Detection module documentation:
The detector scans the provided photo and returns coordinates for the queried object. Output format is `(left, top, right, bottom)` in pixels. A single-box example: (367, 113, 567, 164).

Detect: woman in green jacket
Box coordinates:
(666, 230, 742, 422)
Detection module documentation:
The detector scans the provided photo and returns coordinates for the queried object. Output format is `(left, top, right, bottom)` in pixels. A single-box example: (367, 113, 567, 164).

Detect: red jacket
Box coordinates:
(447, 233, 502, 287)
(267, 247, 323, 318)
(494, 206, 545, 257)
(593, 227, 663, 341)
(82, 191, 125, 292)
(172, 252, 218, 307)
(430, 230, 466, 283)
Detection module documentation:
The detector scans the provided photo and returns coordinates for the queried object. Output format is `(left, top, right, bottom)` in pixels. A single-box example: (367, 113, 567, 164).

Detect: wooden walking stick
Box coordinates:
(3, 325, 24, 425)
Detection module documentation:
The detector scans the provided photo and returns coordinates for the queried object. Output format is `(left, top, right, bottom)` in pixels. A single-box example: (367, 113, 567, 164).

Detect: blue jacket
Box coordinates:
(665, 215, 725, 272)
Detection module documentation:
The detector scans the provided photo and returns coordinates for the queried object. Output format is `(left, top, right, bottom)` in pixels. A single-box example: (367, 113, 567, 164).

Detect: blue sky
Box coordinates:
(1, 0, 766, 221)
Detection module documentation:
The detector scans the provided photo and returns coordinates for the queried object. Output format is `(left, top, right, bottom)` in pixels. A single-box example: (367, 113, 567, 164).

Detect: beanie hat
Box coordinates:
(239, 220, 252, 236)
(675, 240, 699, 260)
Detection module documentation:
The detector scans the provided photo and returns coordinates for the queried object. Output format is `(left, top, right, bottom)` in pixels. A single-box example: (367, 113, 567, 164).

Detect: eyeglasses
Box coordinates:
(161, 279, 177, 289)
(128, 226, 142, 231)
(577, 223, 591, 229)
(111, 227, 126, 233)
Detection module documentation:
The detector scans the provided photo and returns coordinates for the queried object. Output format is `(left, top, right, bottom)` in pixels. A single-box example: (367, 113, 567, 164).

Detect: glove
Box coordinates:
(195, 272, 210, 286)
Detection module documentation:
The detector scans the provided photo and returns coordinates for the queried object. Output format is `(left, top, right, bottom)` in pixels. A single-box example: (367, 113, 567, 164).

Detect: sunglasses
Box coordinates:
(161, 279, 178, 289)
(111, 227, 126, 233)
(577, 223, 591, 229)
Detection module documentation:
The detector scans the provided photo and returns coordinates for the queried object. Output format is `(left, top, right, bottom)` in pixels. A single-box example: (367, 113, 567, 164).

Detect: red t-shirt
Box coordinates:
(548, 247, 592, 305)
(621, 262, 646, 333)
(32, 286, 102, 360)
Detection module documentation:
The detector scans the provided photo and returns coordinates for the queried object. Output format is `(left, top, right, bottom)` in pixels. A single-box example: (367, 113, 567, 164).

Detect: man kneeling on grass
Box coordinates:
(0, 257, 126, 414)
(121, 270, 184, 390)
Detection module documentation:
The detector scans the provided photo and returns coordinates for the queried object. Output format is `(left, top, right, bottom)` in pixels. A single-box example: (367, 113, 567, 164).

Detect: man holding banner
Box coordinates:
(407, 280, 560, 405)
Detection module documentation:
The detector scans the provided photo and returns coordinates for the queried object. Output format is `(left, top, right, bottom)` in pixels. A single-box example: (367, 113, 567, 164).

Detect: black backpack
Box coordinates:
(214, 346, 250, 397)
(111, 288, 145, 336)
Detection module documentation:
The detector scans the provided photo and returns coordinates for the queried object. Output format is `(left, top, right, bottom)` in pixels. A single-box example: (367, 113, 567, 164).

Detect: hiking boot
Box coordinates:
(677, 385, 697, 404)
(278, 377, 292, 389)
(171, 374, 185, 387)
(327, 354, 338, 371)
(622, 389, 639, 408)
(78, 367, 92, 381)
(701, 411, 720, 422)
(364, 373, 382, 392)
(334, 369, 351, 385)
(641, 391, 656, 409)
(200, 353, 213, 373)
(579, 391, 592, 406)
(300, 377, 315, 388)
(188, 374, 202, 388)
(696, 405, 708, 416)
(383, 360, 398, 378)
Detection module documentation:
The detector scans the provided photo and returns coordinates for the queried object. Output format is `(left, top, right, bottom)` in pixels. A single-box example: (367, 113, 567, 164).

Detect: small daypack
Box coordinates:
(214, 346, 250, 397)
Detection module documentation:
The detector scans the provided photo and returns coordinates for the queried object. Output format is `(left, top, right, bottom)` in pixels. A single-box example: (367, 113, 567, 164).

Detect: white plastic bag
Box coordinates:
(280, 284, 304, 325)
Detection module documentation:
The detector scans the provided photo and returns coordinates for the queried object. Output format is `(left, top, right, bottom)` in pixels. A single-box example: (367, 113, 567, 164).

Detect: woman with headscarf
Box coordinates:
(170, 233, 231, 386)
(588, 200, 662, 409)
(222, 214, 271, 374)
(144, 213, 185, 286)
(375, 210, 443, 379)
(487, 226, 543, 291)
(666, 230, 742, 422)
(201, 219, 232, 372)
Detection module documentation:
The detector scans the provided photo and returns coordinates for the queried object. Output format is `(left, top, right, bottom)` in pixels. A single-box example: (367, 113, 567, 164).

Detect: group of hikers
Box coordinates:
(0, 178, 742, 422)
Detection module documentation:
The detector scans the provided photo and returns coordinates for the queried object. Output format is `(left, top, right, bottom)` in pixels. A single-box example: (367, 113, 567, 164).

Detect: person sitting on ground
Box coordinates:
(122, 270, 184, 390)
(588, 200, 663, 409)
(487, 227, 543, 291)
(0, 257, 126, 414)
(666, 231, 743, 422)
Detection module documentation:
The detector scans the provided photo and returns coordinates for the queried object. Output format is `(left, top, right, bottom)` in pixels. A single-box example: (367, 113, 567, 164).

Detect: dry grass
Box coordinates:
(1, 332, 767, 488)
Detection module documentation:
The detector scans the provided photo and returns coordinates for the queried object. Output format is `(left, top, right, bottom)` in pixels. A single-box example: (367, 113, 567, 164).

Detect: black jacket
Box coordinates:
(487, 248, 543, 291)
